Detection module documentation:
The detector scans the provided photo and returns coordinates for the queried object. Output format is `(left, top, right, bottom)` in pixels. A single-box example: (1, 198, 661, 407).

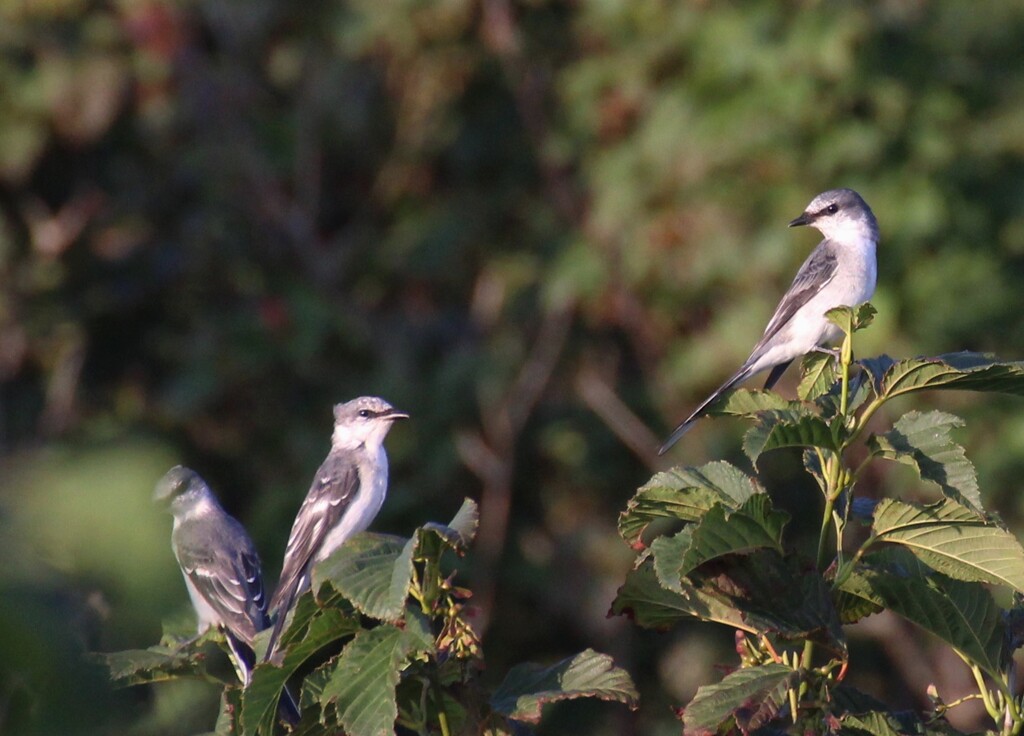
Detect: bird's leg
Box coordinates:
(812, 346, 842, 361)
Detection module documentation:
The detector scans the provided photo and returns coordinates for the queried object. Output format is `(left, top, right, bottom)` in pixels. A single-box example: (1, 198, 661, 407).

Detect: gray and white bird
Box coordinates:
(154, 466, 299, 722)
(659, 188, 879, 454)
(266, 396, 407, 658)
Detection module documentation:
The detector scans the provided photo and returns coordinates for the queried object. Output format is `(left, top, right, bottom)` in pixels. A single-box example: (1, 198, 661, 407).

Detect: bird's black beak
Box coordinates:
(788, 213, 811, 228)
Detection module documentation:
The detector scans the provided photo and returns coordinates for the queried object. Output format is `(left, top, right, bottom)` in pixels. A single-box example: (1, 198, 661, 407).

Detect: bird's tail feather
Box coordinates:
(658, 363, 754, 455)
(223, 631, 300, 722)
(225, 632, 256, 685)
(263, 592, 294, 663)
(762, 359, 793, 391)
(278, 684, 302, 725)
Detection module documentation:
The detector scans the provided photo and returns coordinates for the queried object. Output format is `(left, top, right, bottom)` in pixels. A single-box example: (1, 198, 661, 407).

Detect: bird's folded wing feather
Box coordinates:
(755, 240, 838, 348)
(175, 520, 269, 645)
(268, 455, 360, 615)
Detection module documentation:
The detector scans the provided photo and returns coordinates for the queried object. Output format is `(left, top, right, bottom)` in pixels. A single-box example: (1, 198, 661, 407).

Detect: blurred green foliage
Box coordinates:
(4, 0, 1024, 733)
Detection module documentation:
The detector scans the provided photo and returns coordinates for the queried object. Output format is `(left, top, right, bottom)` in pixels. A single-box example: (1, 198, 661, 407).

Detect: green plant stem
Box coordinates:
(803, 326, 856, 686)
(964, 660, 1002, 724)
(431, 671, 453, 736)
(1000, 664, 1023, 736)
(847, 394, 885, 447)
(815, 481, 839, 571)
(839, 342, 852, 418)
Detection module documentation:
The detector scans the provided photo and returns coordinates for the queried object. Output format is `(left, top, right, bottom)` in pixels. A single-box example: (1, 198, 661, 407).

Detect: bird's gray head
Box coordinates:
(789, 188, 879, 243)
(153, 465, 212, 515)
(331, 396, 408, 450)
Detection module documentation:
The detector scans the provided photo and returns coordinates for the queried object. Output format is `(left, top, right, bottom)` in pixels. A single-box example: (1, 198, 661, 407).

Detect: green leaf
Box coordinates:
(743, 411, 839, 466)
(705, 388, 801, 417)
(815, 370, 872, 418)
(652, 495, 788, 587)
(696, 551, 846, 652)
(432, 497, 479, 548)
(875, 352, 1024, 401)
(490, 649, 638, 723)
(313, 533, 410, 623)
(212, 687, 243, 736)
(859, 354, 898, 396)
(798, 351, 838, 401)
(618, 461, 763, 546)
(802, 449, 826, 491)
(651, 528, 691, 593)
(610, 562, 755, 634)
(825, 302, 876, 335)
(616, 555, 845, 652)
(242, 608, 361, 736)
(867, 410, 983, 514)
(829, 584, 883, 626)
(388, 537, 417, 618)
(256, 588, 346, 658)
(838, 553, 1006, 680)
(829, 684, 888, 715)
(681, 663, 795, 736)
(417, 497, 479, 557)
(98, 628, 225, 687)
(304, 624, 432, 736)
(839, 711, 914, 736)
(870, 499, 1024, 592)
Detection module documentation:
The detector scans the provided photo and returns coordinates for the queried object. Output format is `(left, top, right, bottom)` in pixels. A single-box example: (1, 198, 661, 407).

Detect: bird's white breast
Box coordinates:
(314, 443, 389, 561)
(754, 236, 877, 368)
(799, 236, 876, 345)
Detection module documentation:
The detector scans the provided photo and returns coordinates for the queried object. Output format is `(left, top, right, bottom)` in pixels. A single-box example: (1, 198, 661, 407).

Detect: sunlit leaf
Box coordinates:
(859, 354, 898, 396)
(825, 303, 876, 335)
(652, 495, 788, 587)
(798, 351, 838, 401)
(867, 410, 983, 514)
(303, 623, 433, 736)
(838, 552, 1005, 679)
(870, 499, 1024, 592)
(610, 562, 754, 633)
(313, 533, 410, 623)
(705, 388, 802, 417)
(874, 352, 1024, 401)
(743, 411, 839, 466)
(651, 528, 691, 593)
(618, 462, 763, 546)
(490, 649, 639, 723)
(682, 663, 795, 736)
(242, 609, 361, 736)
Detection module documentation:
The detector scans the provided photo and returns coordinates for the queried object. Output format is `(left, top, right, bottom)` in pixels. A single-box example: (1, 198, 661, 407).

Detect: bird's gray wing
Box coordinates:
(174, 516, 269, 646)
(754, 240, 838, 351)
(265, 453, 360, 658)
(658, 241, 839, 455)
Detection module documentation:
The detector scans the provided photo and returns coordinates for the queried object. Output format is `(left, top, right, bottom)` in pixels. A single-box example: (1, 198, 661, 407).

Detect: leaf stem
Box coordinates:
(964, 659, 1002, 724)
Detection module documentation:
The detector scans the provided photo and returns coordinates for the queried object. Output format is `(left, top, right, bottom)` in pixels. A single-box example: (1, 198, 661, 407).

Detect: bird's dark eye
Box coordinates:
(358, 409, 371, 418)
(826, 203, 839, 214)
